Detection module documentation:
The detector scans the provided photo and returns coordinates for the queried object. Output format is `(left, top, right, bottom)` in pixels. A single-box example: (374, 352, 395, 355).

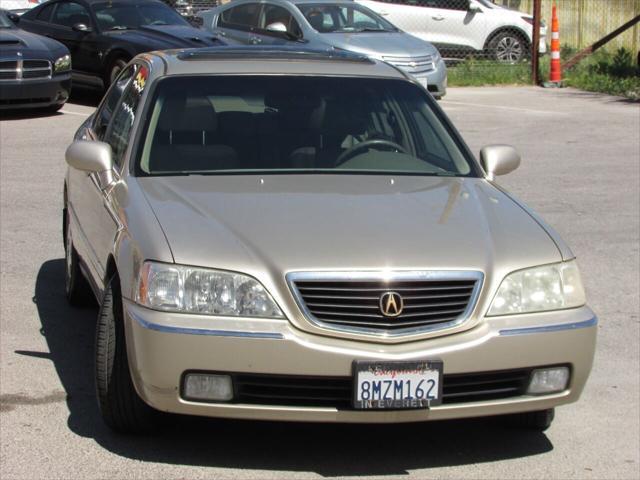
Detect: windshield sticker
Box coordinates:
(133, 66, 148, 94)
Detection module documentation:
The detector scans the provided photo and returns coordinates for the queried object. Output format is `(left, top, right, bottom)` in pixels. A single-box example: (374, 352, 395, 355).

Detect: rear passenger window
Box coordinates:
(36, 4, 56, 22)
(219, 3, 261, 30)
(51, 1, 92, 28)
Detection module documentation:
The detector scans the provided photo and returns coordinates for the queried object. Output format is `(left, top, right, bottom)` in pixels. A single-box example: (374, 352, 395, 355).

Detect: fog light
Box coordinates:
(527, 367, 570, 395)
(183, 373, 233, 402)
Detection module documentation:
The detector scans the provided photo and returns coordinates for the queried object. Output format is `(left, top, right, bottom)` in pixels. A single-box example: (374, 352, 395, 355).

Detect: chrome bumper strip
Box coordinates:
(130, 310, 285, 339)
(499, 316, 598, 336)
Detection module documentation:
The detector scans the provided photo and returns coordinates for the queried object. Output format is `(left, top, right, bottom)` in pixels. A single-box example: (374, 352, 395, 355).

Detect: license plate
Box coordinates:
(416, 76, 428, 89)
(353, 360, 443, 409)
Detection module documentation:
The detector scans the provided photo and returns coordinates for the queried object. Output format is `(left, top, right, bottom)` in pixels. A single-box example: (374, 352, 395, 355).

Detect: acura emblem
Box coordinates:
(380, 292, 403, 317)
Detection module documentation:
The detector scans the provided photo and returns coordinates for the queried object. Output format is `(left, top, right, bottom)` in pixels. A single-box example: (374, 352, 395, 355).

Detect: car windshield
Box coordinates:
(0, 11, 14, 28)
(137, 75, 476, 177)
(297, 3, 397, 33)
(94, 2, 188, 31)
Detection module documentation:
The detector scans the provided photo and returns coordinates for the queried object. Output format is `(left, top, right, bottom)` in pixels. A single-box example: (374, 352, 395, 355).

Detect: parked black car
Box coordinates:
(17, 0, 227, 90)
(0, 9, 71, 112)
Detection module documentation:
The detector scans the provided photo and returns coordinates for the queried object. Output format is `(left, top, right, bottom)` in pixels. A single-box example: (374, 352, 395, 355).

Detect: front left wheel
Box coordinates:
(95, 275, 159, 433)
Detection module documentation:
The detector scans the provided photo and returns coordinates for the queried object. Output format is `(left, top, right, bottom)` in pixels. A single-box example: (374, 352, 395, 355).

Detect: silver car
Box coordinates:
(64, 47, 596, 433)
(198, 0, 447, 98)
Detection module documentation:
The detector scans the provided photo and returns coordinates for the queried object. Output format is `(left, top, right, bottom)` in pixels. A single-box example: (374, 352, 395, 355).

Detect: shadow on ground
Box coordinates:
(24, 259, 554, 476)
(68, 86, 102, 108)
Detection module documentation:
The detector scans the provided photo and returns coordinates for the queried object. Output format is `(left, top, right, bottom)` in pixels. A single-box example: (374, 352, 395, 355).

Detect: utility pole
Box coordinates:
(531, 0, 542, 85)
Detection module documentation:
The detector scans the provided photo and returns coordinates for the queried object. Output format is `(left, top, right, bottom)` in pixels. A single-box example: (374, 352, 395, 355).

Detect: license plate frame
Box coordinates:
(352, 360, 443, 410)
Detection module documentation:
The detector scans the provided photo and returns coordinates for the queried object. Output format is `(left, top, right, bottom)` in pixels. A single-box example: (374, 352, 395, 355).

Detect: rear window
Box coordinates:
(136, 75, 476, 177)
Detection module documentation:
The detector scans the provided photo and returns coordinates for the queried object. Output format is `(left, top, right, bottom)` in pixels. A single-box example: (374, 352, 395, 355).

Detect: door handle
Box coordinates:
(379, 11, 389, 16)
(432, 15, 445, 21)
(250, 37, 262, 44)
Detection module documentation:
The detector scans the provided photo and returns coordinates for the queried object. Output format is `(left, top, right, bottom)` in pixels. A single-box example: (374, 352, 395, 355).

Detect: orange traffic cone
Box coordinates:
(549, 2, 562, 84)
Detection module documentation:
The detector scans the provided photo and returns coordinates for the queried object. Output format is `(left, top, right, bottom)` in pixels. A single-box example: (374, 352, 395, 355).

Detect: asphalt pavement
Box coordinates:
(1, 86, 638, 479)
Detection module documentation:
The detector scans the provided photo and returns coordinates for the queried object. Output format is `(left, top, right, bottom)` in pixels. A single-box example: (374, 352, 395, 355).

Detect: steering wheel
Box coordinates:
(335, 139, 407, 167)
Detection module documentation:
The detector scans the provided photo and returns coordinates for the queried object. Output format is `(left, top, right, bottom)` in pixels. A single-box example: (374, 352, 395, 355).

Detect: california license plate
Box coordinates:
(353, 360, 443, 409)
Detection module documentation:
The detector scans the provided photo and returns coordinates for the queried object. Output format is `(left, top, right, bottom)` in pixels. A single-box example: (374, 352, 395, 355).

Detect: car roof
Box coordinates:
(152, 46, 408, 79)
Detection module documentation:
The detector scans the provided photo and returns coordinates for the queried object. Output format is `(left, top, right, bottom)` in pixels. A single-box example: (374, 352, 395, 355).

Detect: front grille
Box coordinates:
(383, 54, 435, 75)
(0, 59, 51, 81)
(231, 369, 533, 408)
(21, 60, 51, 80)
(289, 272, 481, 335)
(0, 61, 18, 80)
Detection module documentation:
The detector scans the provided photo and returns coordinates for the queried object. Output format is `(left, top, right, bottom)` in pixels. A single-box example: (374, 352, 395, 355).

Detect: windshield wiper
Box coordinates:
(354, 27, 394, 33)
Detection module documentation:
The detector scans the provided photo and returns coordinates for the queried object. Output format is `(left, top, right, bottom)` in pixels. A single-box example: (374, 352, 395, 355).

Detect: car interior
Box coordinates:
(140, 77, 467, 176)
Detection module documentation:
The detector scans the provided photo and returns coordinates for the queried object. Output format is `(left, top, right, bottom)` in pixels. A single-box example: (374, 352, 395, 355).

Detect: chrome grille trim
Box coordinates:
(287, 271, 483, 337)
(0, 59, 52, 82)
(382, 54, 435, 74)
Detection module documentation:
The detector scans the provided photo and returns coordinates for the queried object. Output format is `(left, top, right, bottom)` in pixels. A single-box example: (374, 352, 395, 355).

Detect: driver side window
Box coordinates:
(51, 1, 92, 28)
(93, 65, 136, 141)
(260, 5, 302, 37)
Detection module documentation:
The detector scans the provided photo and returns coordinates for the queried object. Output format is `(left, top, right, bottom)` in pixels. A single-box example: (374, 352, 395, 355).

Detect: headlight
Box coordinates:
(136, 261, 284, 318)
(54, 54, 71, 73)
(488, 260, 586, 316)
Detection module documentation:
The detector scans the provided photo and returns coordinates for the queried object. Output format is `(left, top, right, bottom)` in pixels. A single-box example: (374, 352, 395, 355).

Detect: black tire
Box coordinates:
(64, 208, 93, 306)
(47, 103, 64, 114)
(95, 275, 159, 433)
(501, 408, 555, 431)
(106, 56, 129, 88)
(488, 30, 530, 63)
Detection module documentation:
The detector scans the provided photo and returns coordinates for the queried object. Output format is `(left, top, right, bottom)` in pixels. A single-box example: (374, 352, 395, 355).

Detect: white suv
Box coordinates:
(357, 0, 547, 63)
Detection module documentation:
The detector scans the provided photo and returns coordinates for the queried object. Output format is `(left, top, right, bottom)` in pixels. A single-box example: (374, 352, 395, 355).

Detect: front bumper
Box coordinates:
(124, 301, 597, 423)
(416, 62, 447, 99)
(0, 73, 71, 110)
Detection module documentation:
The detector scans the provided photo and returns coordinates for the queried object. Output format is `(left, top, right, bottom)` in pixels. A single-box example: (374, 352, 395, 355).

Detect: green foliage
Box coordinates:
(446, 48, 640, 100)
(447, 59, 531, 86)
(562, 48, 640, 100)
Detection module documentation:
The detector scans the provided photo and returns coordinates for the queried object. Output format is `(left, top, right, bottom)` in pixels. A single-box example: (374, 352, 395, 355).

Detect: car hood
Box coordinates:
(104, 25, 222, 49)
(320, 32, 438, 58)
(0, 27, 66, 58)
(138, 175, 560, 282)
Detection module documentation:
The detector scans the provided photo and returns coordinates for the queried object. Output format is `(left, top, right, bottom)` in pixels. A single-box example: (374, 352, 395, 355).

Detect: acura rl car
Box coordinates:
(63, 47, 596, 433)
(0, 8, 71, 111)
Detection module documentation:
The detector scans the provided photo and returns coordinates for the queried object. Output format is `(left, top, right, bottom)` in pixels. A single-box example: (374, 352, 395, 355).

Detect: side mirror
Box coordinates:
(468, 1, 482, 12)
(7, 12, 20, 24)
(72, 23, 92, 33)
(66, 141, 113, 173)
(266, 22, 288, 33)
(480, 145, 521, 180)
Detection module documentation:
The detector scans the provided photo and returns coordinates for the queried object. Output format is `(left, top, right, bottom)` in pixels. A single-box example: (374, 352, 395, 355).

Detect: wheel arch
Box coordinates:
(484, 26, 531, 52)
(103, 47, 134, 74)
